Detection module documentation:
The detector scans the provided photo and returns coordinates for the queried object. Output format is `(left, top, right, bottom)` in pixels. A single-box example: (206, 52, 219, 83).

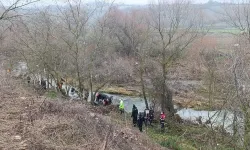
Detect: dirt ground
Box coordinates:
(0, 60, 166, 149)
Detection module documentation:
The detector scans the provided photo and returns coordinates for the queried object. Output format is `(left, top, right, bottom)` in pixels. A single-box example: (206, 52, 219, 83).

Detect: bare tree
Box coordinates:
(148, 0, 203, 116)
(55, 0, 96, 99)
(55, 0, 117, 101)
(0, 0, 40, 68)
(105, 8, 152, 108)
(222, 0, 250, 42)
(222, 1, 250, 148)
(85, 1, 118, 103)
(0, 0, 39, 20)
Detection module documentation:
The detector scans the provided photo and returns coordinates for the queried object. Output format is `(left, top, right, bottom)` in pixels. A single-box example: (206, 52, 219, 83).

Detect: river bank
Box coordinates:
(4, 59, 244, 149)
(11, 61, 220, 111)
(100, 83, 220, 111)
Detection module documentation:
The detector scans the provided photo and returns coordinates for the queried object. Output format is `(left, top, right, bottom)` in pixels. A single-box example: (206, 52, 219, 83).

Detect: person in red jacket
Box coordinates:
(160, 112, 166, 132)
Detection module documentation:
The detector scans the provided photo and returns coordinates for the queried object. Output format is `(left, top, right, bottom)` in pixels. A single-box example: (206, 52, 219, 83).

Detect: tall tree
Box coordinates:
(149, 0, 203, 115)
(222, 1, 250, 148)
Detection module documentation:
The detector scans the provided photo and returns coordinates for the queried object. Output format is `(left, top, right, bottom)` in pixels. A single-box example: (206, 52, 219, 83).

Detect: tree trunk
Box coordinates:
(46, 71, 49, 89)
(89, 71, 94, 103)
(161, 61, 166, 112)
(161, 63, 174, 116)
(166, 88, 174, 115)
(233, 111, 238, 138)
(139, 58, 149, 109)
(243, 108, 250, 149)
(76, 64, 83, 101)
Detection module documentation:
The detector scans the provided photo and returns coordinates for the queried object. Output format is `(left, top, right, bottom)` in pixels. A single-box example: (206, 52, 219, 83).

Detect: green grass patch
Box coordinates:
(46, 90, 58, 99)
(147, 126, 197, 150)
(147, 121, 238, 150)
(160, 136, 183, 150)
(208, 28, 241, 34)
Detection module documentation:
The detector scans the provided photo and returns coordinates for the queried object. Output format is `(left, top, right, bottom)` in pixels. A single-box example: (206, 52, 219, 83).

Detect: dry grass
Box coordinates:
(101, 87, 138, 96)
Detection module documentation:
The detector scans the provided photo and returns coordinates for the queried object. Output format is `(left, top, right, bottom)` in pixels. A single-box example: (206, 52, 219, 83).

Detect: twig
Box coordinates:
(39, 97, 47, 111)
(178, 129, 187, 139)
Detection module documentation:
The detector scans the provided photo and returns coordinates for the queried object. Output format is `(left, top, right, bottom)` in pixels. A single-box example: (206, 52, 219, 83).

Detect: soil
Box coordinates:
(0, 59, 167, 149)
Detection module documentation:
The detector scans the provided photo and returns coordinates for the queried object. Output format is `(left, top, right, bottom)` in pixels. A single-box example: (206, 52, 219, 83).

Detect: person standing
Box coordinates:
(41, 78, 46, 90)
(144, 108, 150, 126)
(138, 112, 144, 132)
(27, 76, 31, 84)
(149, 107, 154, 126)
(119, 99, 124, 114)
(160, 112, 166, 132)
(131, 104, 138, 127)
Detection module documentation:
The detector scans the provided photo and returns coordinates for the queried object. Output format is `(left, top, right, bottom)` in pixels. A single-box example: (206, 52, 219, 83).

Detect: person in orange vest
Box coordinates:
(160, 112, 166, 132)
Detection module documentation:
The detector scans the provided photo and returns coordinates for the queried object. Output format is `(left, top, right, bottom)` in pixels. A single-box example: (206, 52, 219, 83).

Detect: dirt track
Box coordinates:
(0, 59, 166, 150)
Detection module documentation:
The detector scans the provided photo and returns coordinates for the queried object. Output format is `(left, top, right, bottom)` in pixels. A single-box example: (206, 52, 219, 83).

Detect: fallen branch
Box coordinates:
(100, 125, 112, 150)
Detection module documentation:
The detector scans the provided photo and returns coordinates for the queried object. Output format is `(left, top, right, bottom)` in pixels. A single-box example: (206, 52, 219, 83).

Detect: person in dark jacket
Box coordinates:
(149, 107, 154, 126)
(131, 104, 138, 127)
(41, 78, 46, 90)
(144, 108, 150, 126)
(27, 76, 31, 84)
(96, 92, 107, 101)
(138, 112, 144, 132)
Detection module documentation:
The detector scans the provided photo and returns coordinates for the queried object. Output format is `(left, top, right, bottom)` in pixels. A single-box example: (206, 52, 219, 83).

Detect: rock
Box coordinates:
(89, 113, 95, 118)
(19, 140, 28, 150)
(13, 135, 22, 141)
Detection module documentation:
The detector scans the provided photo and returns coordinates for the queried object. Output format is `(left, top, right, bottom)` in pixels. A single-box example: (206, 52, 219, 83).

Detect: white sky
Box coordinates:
(42, 0, 219, 5)
(40, 0, 233, 5)
(0, 0, 231, 6)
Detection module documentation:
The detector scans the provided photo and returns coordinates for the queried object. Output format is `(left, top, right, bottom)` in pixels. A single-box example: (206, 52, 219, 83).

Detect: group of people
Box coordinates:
(82, 92, 167, 132)
(130, 104, 166, 132)
(95, 92, 113, 106)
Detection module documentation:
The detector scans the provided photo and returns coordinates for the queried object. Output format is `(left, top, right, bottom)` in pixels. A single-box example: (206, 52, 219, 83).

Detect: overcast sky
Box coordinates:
(1, 0, 230, 6)
(45, 0, 234, 5)
(44, 0, 224, 5)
